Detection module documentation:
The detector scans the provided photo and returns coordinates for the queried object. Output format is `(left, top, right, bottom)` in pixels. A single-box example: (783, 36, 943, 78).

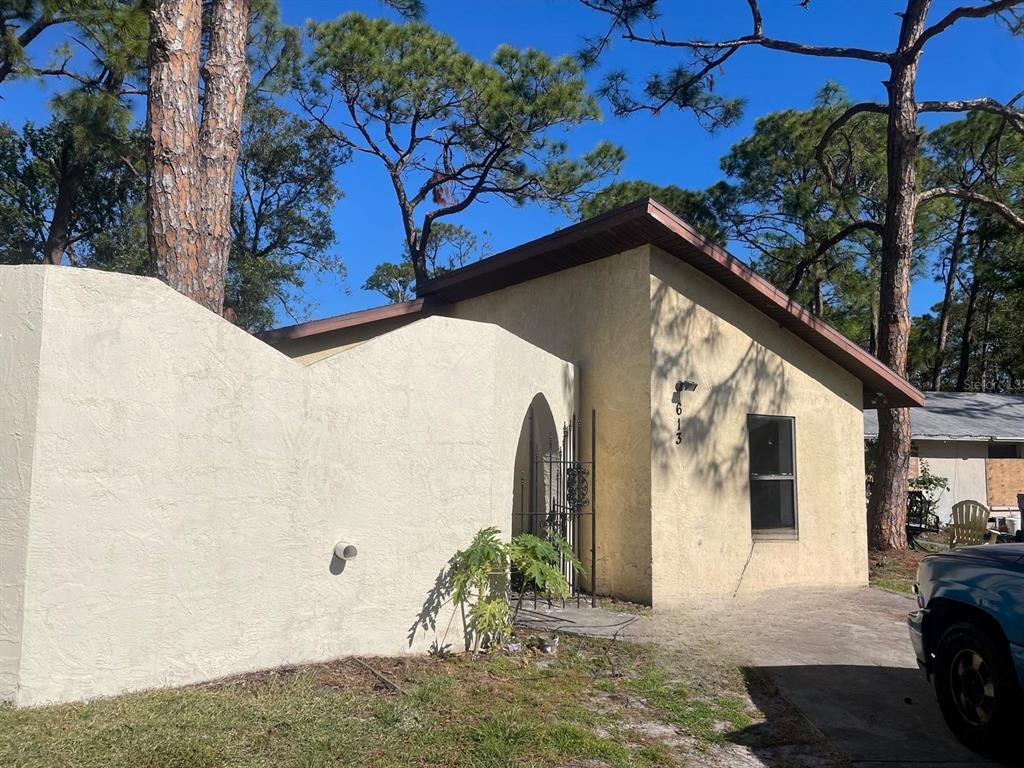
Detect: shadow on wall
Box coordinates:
(407, 393, 568, 655)
(650, 279, 788, 492)
(730, 665, 1006, 767)
(406, 563, 469, 654)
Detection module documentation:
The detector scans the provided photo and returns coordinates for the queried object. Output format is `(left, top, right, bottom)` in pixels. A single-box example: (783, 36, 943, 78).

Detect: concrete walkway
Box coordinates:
(520, 587, 1006, 767)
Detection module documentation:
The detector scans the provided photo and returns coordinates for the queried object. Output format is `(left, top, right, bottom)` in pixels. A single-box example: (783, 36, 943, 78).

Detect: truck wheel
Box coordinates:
(934, 621, 1019, 754)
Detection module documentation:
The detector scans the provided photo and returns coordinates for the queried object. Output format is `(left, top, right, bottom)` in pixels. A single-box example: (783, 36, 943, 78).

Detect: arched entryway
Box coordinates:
(510, 394, 596, 605)
(511, 393, 559, 537)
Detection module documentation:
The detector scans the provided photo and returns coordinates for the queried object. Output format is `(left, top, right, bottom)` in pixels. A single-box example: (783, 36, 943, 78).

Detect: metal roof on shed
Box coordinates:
(864, 392, 1024, 441)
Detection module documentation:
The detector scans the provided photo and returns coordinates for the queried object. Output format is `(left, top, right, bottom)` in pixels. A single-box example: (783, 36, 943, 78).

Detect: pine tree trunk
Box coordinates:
(146, 0, 250, 314)
(197, 0, 251, 314)
(869, 290, 879, 356)
(146, 0, 204, 300)
(956, 245, 987, 391)
(42, 145, 84, 266)
(929, 204, 969, 391)
(955, 277, 980, 391)
(866, 0, 931, 552)
(978, 293, 993, 391)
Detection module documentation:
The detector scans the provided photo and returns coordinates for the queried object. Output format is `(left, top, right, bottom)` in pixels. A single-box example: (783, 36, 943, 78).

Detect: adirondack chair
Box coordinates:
(949, 500, 994, 548)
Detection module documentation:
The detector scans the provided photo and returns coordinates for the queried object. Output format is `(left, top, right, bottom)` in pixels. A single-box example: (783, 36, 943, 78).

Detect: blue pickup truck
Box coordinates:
(909, 544, 1024, 753)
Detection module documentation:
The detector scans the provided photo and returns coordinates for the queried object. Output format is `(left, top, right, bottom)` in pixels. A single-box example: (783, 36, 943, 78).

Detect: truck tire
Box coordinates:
(933, 621, 1020, 755)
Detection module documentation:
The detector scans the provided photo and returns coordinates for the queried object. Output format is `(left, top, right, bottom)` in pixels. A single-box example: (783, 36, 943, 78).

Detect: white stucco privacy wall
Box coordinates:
(0, 266, 573, 706)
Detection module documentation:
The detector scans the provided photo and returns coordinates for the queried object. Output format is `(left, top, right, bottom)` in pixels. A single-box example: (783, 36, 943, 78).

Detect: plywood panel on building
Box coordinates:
(986, 458, 1024, 508)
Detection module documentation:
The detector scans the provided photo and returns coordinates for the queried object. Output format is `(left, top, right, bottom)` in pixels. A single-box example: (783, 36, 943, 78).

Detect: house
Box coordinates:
(1, 198, 923, 706)
(263, 198, 924, 606)
(864, 392, 1024, 523)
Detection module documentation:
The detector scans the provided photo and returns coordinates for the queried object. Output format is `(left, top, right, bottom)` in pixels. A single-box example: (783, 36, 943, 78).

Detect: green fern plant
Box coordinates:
(447, 526, 581, 653)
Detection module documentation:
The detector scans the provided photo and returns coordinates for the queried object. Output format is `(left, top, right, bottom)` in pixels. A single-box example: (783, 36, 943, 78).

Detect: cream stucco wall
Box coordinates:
(0, 268, 44, 701)
(649, 248, 868, 603)
(0, 266, 573, 706)
(915, 441, 988, 523)
(443, 248, 655, 604)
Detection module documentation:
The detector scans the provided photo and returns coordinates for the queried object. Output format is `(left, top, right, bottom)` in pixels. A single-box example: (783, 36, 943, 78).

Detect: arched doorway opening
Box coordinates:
(511, 394, 558, 538)
(510, 395, 597, 605)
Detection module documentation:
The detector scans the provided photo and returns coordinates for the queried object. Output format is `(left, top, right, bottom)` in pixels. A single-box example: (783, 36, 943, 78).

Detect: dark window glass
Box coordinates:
(748, 415, 797, 533)
(750, 479, 796, 530)
(988, 443, 1019, 459)
(748, 416, 794, 476)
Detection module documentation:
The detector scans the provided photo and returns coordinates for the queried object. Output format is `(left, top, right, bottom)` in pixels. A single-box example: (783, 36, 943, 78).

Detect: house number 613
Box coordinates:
(672, 380, 697, 446)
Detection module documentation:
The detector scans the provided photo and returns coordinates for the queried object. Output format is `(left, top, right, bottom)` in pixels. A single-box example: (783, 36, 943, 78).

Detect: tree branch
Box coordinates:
(597, 0, 890, 63)
(910, 0, 1024, 56)
(918, 97, 1024, 131)
(814, 102, 889, 187)
(0, 14, 61, 86)
(815, 220, 884, 256)
(918, 186, 1024, 230)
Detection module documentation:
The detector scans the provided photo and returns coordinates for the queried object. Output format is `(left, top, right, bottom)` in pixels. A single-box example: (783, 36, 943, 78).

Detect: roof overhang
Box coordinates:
(258, 298, 427, 345)
(418, 198, 924, 408)
(261, 198, 924, 408)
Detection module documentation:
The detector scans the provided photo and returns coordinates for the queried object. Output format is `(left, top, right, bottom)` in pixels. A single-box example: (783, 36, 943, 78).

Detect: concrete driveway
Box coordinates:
(521, 587, 1009, 767)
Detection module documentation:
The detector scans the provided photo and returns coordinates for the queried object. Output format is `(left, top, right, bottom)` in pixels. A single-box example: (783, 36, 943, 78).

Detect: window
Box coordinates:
(988, 443, 1020, 459)
(748, 415, 797, 536)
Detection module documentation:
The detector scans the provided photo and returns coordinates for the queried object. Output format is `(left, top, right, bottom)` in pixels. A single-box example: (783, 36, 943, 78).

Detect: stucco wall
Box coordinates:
(442, 248, 655, 603)
(1, 266, 573, 706)
(0, 268, 45, 701)
(915, 441, 988, 522)
(648, 248, 868, 603)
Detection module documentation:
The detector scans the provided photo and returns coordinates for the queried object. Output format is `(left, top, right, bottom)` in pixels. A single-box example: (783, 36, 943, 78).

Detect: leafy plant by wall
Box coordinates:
(447, 527, 580, 653)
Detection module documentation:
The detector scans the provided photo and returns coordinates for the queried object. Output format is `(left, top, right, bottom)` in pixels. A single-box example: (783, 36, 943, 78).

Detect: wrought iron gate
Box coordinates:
(514, 409, 597, 607)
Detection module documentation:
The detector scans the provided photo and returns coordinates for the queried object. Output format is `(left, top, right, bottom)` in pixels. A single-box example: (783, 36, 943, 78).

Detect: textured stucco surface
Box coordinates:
(915, 441, 989, 522)
(1, 265, 573, 706)
(648, 248, 868, 602)
(442, 249, 655, 604)
(0, 268, 45, 701)
(273, 244, 874, 607)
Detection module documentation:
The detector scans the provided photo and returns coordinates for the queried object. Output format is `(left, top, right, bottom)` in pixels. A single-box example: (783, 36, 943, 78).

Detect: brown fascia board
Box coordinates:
(260, 198, 924, 408)
(256, 298, 429, 344)
(417, 198, 924, 408)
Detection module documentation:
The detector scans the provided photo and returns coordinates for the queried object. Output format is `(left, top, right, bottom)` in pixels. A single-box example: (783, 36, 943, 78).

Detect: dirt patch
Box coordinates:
(869, 548, 928, 594)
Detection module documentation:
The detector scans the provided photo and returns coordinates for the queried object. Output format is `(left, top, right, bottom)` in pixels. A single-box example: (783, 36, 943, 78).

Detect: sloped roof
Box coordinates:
(865, 392, 1024, 441)
(262, 198, 924, 408)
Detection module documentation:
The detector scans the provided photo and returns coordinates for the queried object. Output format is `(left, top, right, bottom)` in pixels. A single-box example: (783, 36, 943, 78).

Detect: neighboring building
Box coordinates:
(865, 392, 1024, 523)
(265, 198, 924, 606)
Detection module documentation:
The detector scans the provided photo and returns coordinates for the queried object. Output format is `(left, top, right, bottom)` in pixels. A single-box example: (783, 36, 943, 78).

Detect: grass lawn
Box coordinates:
(0, 633, 789, 768)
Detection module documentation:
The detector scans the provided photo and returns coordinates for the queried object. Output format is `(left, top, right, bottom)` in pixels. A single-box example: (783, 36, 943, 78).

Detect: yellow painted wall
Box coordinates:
(444, 248, 655, 604)
(648, 248, 868, 603)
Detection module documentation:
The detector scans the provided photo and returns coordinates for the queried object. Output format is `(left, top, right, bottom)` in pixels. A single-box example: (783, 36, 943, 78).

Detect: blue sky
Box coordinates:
(5, 0, 1023, 325)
